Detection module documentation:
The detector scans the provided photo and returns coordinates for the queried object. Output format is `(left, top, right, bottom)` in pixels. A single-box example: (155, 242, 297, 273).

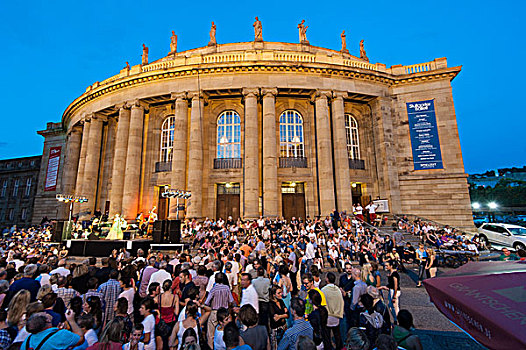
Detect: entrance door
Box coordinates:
(216, 183, 240, 220)
(158, 189, 169, 220)
(281, 182, 306, 221)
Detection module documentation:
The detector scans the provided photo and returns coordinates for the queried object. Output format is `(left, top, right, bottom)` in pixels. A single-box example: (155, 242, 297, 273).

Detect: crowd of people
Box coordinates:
(0, 211, 462, 350)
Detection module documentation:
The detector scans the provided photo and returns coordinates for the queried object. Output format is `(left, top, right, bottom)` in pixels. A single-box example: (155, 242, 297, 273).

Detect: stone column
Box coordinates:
(314, 91, 336, 216)
(121, 102, 145, 220)
(109, 105, 131, 216)
(370, 97, 401, 213)
(60, 126, 82, 219)
(331, 92, 353, 212)
(74, 119, 90, 215)
(186, 93, 204, 219)
(79, 115, 104, 218)
(169, 93, 189, 218)
(262, 88, 279, 217)
(243, 88, 260, 219)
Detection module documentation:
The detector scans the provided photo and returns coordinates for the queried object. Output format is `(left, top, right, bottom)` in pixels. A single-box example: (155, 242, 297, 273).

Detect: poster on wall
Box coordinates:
(406, 100, 443, 170)
(44, 146, 61, 191)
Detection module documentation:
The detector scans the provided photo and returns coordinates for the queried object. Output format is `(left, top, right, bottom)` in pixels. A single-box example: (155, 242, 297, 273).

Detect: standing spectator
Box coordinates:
(119, 276, 135, 316)
(139, 299, 156, 350)
(277, 298, 313, 350)
(78, 314, 98, 346)
(139, 258, 158, 298)
(307, 290, 331, 350)
(83, 296, 103, 331)
(7, 264, 40, 302)
(22, 311, 84, 350)
(98, 270, 121, 325)
(392, 310, 422, 350)
(223, 323, 251, 350)
(239, 273, 259, 313)
(148, 261, 172, 288)
(213, 307, 231, 350)
(7, 290, 31, 329)
(425, 248, 437, 279)
(205, 272, 233, 348)
(55, 276, 80, 308)
(0, 310, 12, 350)
(87, 319, 125, 350)
(269, 285, 288, 350)
(252, 268, 271, 329)
(321, 272, 344, 350)
(415, 244, 427, 288)
(349, 268, 367, 328)
(192, 266, 209, 303)
(358, 294, 385, 346)
(239, 305, 268, 350)
(378, 261, 401, 323)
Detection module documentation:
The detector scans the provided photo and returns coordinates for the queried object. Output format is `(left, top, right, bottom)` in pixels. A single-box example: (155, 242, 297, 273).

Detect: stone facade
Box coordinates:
(0, 155, 41, 229)
(32, 40, 474, 229)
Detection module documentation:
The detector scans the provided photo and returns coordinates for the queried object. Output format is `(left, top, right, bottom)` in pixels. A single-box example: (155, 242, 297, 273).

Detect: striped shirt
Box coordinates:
(205, 283, 234, 310)
(277, 319, 313, 350)
(98, 279, 121, 323)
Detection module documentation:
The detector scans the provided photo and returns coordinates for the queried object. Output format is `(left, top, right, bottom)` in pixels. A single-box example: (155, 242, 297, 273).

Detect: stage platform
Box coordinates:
(66, 239, 153, 257)
(65, 239, 190, 257)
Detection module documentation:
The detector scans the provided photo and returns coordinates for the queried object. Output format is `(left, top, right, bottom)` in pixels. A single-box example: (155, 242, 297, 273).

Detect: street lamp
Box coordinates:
(488, 202, 498, 209)
(472, 202, 481, 210)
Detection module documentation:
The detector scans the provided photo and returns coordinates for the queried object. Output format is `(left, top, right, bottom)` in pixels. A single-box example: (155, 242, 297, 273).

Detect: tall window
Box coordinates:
(1, 180, 6, 197)
(279, 110, 304, 157)
(21, 208, 27, 220)
(8, 209, 14, 221)
(216, 111, 241, 158)
(345, 114, 360, 159)
(25, 178, 32, 197)
(13, 179, 19, 197)
(160, 116, 175, 162)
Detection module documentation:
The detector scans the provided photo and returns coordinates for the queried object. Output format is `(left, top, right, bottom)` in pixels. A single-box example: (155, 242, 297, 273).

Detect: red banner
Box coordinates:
(44, 146, 61, 191)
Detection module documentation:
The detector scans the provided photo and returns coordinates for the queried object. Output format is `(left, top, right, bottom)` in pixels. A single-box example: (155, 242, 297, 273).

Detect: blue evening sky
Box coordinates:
(1, 0, 524, 174)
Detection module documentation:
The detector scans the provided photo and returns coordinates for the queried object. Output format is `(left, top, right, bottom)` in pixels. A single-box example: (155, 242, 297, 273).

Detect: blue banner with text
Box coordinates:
(406, 100, 443, 170)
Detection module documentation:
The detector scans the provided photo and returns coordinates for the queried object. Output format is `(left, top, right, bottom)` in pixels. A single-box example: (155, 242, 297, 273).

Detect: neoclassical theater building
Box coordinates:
(32, 29, 474, 229)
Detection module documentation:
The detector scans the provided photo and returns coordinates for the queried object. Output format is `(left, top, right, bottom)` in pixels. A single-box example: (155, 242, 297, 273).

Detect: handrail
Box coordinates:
(393, 213, 477, 236)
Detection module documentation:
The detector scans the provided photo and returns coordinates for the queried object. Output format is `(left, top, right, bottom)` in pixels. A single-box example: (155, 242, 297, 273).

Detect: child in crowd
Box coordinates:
(123, 324, 145, 350)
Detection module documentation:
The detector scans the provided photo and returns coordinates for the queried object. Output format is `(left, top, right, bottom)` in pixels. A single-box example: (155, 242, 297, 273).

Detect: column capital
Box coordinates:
(91, 113, 108, 122)
(128, 99, 149, 111)
(114, 102, 131, 111)
(313, 90, 332, 101)
(332, 91, 348, 100)
(188, 91, 207, 101)
(171, 92, 188, 101)
(261, 87, 278, 98)
(242, 88, 259, 98)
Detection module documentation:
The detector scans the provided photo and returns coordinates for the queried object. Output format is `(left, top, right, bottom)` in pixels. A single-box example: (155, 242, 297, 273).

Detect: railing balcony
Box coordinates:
(279, 157, 308, 168)
(155, 161, 172, 173)
(214, 158, 242, 169)
(348, 158, 365, 170)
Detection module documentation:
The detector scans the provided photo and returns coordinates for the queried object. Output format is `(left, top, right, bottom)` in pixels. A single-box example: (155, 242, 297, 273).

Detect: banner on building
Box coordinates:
(406, 100, 443, 170)
(44, 146, 61, 191)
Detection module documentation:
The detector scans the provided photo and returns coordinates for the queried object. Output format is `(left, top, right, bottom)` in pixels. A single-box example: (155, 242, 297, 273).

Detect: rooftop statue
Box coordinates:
(298, 19, 309, 44)
(360, 39, 369, 62)
(253, 17, 263, 42)
(142, 44, 149, 65)
(341, 31, 349, 53)
(170, 31, 178, 53)
(208, 22, 217, 46)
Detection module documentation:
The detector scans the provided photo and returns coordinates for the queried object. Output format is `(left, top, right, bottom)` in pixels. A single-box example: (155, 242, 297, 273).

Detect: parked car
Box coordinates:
(477, 223, 526, 250)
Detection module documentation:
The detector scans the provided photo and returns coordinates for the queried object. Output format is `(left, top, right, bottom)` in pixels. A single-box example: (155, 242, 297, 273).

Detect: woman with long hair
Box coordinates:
(269, 285, 288, 350)
(361, 263, 376, 287)
(156, 280, 179, 327)
(114, 297, 133, 343)
(84, 295, 103, 332)
(87, 318, 125, 350)
(168, 301, 210, 350)
(7, 290, 30, 328)
(425, 248, 437, 278)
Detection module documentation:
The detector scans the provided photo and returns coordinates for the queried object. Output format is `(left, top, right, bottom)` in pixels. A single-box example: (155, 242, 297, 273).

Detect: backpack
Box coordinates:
(360, 311, 384, 345)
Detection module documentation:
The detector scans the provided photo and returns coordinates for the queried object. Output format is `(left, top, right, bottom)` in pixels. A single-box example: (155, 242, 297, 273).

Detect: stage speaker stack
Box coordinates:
(168, 220, 181, 244)
(52, 221, 65, 242)
(153, 220, 165, 243)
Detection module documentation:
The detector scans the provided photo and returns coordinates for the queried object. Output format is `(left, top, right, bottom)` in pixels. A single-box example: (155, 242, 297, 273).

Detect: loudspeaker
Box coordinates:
(52, 221, 65, 242)
(153, 220, 165, 243)
(167, 220, 181, 244)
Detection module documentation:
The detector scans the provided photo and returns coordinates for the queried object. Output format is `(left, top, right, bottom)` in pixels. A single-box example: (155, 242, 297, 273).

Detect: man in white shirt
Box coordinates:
(365, 201, 378, 223)
(50, 259, 71, 277)
(205, 260, 222, 293)
(148, 261, 172, 288)
(239, 273, 259, 313)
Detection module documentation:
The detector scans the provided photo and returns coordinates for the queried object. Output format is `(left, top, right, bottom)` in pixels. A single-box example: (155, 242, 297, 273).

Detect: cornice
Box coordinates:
(62, 63, 461, 126)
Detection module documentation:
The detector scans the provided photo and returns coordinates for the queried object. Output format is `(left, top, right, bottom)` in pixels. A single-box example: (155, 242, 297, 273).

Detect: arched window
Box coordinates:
(345, 114, 360, 159)
(160, 116, 175, 162)
(279, 110, 304, 157)
(217, 111, 241, 158)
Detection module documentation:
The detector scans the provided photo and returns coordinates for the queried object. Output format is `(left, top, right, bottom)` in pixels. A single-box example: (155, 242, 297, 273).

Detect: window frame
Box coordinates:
(160, 116, 176, 162)
(345, 114, 361, 160)
(216, 111, 241, 159)
(279, 110, 305, 158)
